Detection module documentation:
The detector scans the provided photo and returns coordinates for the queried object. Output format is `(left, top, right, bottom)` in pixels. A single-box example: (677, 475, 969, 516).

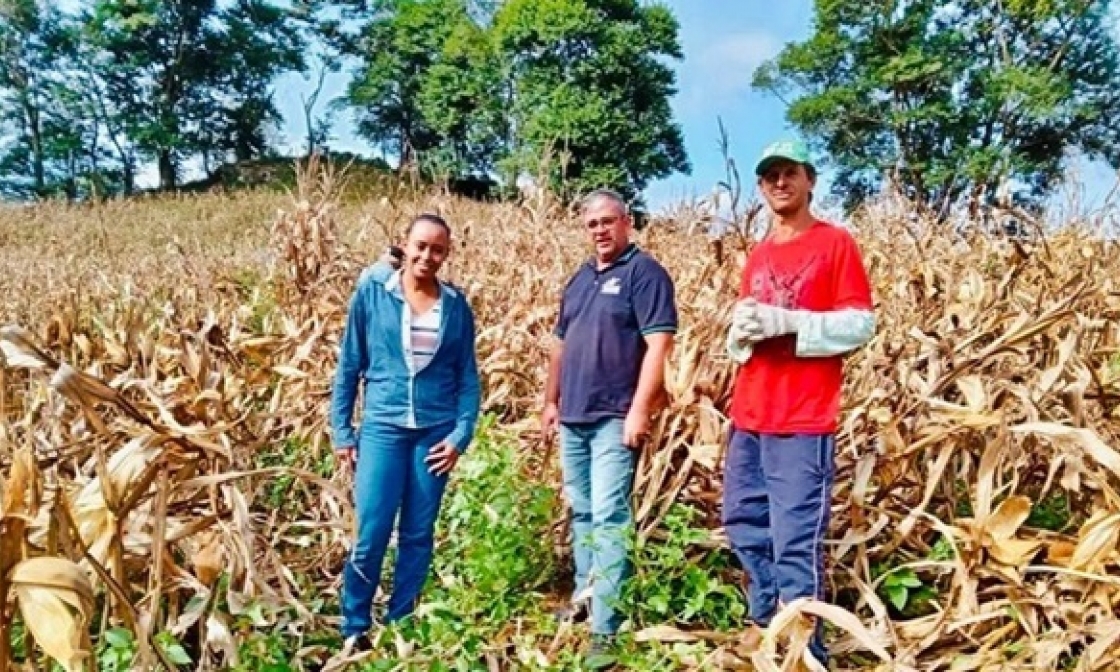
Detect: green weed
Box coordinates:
(619, 503, 746, 632)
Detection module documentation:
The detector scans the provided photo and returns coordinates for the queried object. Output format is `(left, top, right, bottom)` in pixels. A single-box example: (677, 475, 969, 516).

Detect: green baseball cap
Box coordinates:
(754, 138, 814, 176)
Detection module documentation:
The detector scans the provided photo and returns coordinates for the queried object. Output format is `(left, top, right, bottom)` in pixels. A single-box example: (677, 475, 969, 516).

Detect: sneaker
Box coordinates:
(342, 633, 374, 654)
(552, 599, 589, 624)
(584, 634, 617, 670)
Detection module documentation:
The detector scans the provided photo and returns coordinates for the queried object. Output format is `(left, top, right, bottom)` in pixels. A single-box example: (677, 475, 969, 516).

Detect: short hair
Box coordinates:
(757, 162, 817, 182)
(579, 188, 628, 216)
(407, 212, 451, 237)
(757, 164, 816, 203)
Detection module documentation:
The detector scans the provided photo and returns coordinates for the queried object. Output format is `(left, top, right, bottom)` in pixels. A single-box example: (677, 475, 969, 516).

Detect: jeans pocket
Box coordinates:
(771, 433, 827, 479)
(816, 435, 835, 478)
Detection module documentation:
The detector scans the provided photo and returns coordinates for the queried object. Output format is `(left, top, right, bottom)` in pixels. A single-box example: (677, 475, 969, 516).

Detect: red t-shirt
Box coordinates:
(729, 221, 873, 434)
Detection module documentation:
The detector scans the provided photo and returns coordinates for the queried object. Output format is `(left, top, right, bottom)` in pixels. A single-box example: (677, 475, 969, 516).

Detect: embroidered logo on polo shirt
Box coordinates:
(600, 277, 622, 295)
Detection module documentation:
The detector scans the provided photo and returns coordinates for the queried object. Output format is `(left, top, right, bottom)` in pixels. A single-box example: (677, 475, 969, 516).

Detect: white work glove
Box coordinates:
(737, 297, 807, 341)
(726, 299, 763, 364)
(726, 327, 754, 364)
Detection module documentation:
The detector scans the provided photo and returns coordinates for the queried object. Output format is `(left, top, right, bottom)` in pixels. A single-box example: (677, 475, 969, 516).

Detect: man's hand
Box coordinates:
(725, 327, 754, 365)
(735, 298, 805, 342)
(424, 440, 460, 476)
(730, 298, 764, 345)
(623, 408, 650, 449)
(541, 401, 560, 442)
(379, 245, 403, 269)
(335, 447, 356, 472)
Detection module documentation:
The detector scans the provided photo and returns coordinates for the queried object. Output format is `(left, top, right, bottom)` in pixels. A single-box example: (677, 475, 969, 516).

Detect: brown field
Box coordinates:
(2, 162, 1120, 671)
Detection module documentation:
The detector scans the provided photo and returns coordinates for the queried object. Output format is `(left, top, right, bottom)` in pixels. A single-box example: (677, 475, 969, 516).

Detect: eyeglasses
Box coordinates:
(585, 215, 620, 230)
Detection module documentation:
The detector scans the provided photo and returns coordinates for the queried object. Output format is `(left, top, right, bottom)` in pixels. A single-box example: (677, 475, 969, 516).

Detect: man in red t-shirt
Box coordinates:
(722, 138, 875, 667)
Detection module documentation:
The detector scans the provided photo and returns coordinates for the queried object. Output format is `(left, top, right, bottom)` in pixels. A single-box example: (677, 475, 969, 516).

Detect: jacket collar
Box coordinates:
(383, 269, 460, 301)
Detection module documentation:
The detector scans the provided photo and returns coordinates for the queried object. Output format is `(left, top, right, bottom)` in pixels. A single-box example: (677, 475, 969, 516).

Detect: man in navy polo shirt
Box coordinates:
(541, 188, 678, 664)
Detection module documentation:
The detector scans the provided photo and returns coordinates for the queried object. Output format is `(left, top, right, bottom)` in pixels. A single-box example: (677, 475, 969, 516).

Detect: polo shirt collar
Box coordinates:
(586, 242, 639, 272)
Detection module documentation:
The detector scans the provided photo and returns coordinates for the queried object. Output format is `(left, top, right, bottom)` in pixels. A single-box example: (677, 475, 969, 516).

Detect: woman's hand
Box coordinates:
(424, 440, 460, 476)
(335, 446, 355, 472)
(333, 445, 356, 472)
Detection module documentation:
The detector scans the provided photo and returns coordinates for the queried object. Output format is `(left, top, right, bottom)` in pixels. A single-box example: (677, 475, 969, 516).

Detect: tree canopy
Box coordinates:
(753, 0, 1120, 213)
(0, 0, 309, 198)
(0, 0, 690, 203)
(7, 0, 1119, 209)
(334, 0, 690, 202)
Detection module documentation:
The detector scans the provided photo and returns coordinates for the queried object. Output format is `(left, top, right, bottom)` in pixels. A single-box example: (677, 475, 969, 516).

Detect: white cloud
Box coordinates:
(677, 31, 783, 110)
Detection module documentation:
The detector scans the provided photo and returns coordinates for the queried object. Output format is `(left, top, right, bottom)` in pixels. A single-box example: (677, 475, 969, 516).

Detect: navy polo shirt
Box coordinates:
(554, 243, 678, 424)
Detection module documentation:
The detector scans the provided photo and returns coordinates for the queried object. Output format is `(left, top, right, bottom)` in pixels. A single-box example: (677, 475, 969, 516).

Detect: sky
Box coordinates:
(247, 2, 1118, 217)
(268, 1, 820, 211)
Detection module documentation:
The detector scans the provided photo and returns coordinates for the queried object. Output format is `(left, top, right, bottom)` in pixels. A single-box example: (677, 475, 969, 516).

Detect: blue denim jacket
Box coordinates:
(330, 262, 481, 452)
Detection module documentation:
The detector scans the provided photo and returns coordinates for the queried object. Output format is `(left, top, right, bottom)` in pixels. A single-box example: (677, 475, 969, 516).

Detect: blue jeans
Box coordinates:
(340, 420, 454, 636)
(559, 418, 638, 636)
(722, 430, 835, 664)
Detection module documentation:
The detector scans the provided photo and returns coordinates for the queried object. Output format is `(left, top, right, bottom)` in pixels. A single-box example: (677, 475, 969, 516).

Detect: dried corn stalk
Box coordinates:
(2, 166, 1120, 669)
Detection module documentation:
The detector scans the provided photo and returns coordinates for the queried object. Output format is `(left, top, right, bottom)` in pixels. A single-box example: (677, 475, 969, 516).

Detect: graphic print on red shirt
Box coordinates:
(729, 221, 873, 434)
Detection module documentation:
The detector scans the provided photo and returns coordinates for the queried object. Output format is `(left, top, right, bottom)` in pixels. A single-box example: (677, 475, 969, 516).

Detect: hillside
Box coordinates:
(2, 164, 1120, 671)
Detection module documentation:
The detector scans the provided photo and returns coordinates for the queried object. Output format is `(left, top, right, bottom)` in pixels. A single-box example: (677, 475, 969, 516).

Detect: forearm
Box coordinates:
(447, 369, 481, 453)
(446, 307, 482, 453)
(544, 339, 563, 405)
(795, 308, 876, 357)
(631, 337, 672, 414)
(329, 370, 362, 448)
(330, 301, 368, 448)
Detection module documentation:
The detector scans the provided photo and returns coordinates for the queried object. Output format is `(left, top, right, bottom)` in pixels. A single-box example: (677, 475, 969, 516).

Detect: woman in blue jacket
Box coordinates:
(330, 213, 481, 647)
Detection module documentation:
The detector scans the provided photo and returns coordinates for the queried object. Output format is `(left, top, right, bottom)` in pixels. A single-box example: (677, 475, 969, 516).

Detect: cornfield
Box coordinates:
(2, 160, 1120, 672)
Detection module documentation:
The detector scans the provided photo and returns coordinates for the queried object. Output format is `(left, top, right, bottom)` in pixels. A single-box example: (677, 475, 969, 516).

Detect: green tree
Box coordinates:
(0, 0, 56, 196)
(334, 0, 689, 199)
(0, 1, 115, 199)
(80, 0, 305, 189)
(417, 15, 507, 178)
(195, 1, 310, 167)
(340, 0, 471, 172)
(65, 22, 143, 196)
(753, 0, 1120, 213)
(492, 0, 690, 202)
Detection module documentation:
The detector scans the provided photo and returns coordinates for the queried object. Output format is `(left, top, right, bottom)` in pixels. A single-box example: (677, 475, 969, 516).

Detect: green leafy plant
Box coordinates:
(95, 629, 189, 671)
(619, 504, 745, 631)
(880, 568, 924, 612)
(1026, 490, 1074, 533)
(872, 563, 939, 619)
(97, 628, 136, 671)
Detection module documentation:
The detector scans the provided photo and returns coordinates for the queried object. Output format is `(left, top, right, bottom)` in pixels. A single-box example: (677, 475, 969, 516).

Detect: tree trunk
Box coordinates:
(305, 105, 316, 157)
(158, 150, 176, 190)
(398, 128, 414, 174)
(968, 181, 985, 223)
(235, 140, 253, 163)
(64, 150, 77, 201)
(23, 100, 45, 196)
(122, 160, 135, 196)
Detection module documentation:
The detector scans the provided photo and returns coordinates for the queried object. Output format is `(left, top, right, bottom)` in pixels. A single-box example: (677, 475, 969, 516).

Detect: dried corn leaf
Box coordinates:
(10, 557, 95, 672)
